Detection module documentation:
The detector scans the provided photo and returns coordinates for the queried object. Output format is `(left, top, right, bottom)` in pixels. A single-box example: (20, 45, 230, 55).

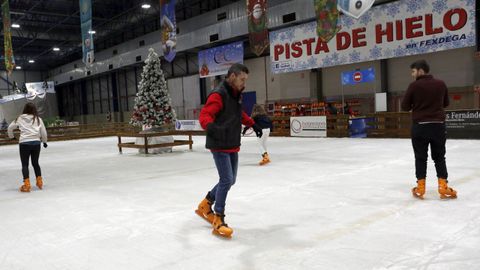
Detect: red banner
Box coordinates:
(247, 0, 269, 56)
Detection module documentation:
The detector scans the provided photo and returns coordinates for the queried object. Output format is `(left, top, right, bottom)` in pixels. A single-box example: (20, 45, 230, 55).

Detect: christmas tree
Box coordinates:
(130, 48, 176, 127)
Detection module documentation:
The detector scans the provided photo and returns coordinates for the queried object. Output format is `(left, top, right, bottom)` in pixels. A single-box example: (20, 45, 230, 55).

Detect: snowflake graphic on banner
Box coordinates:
(340, 15, 355, 29)
(279, 33, 288, 42)
(296, 61, 306, 70)
(416, 43, 430, 54)
(369, 46, 383, 59)
(372, 8, 384, 20)
(270, 31, 280, 41)
(466, 0, 475, 5)
(385, 3, 400, 17)
(301, 61, 311, 70)
(307, 57, 318, 67)
(465, 32, 476, 45)
(322, 55, 333, 67)
(359, 11, 372, 25)
(394, 46, 406, 57)
(432, 0, 448, 14)
(406, 0, 427, 14)
(285, 30, 295, 41)
(340, 55, 348, 64)
(305, 22, 317, 34)
(330, 52, 340, 65)
(384, 48, 393, 58)
(349, 51, 361, 63)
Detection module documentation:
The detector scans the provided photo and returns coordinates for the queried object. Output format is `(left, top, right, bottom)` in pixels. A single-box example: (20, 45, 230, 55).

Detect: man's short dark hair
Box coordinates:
(410, 60, 430, 73)
(227, 63, 249, 77)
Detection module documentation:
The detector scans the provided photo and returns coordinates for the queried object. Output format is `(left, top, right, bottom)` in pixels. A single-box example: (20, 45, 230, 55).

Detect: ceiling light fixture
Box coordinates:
(29, 60, 35, 63)
(53, 47, 60, 51)
(141, 4, 151, 9)
(12, 23, 20, 28)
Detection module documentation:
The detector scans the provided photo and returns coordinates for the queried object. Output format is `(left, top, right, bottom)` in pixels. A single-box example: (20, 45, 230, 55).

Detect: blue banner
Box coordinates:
(80, 0, 94, 66)
(341, 68, 375, 85)
(161, 0, 177, 63)
(198, 41, 244, 78)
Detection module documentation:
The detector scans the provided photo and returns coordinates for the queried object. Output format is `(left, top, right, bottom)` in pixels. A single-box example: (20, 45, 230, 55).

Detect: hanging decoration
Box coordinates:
(160, 0, 177, 62)
(2, 0, 15, 74)
(247, 0, 269, 56)
(314, 0, 341, 43)
(79, 0, 95, 66)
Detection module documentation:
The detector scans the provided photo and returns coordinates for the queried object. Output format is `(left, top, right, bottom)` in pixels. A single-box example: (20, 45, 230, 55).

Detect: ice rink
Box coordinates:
(0, 136, 479, 270)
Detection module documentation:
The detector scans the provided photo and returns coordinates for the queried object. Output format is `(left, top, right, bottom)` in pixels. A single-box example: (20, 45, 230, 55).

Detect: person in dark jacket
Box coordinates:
(343, 103, 354, 117)
(243, 104, 273, 165)
(195, 63, 263, 238)
(327, 102, 337, 115)
(401, 59, 456, 200)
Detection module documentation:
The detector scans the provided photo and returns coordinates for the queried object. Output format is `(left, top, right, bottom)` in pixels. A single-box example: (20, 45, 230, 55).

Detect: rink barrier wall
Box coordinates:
(3, 111, 477, 144)
(270, 115, 351, 138)
(0, 122, 140, 146)
(273, 111, 480, 139)
(366, 112, 412, 138)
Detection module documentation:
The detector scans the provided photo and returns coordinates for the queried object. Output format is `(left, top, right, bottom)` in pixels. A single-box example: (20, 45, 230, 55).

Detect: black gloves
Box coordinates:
(252, 124, 263, 138)
(242, 126, 249, 136)
(43, 143, 48, 148)
(207, 123, 226, 141)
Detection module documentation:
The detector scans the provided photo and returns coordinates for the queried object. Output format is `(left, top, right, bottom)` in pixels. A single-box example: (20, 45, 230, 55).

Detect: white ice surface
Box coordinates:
(0, 136, 479, 270)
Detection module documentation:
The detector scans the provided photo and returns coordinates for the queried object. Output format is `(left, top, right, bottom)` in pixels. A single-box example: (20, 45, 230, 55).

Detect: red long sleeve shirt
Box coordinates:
(401, 75, 449, 123)
(199, 92, 255, 153)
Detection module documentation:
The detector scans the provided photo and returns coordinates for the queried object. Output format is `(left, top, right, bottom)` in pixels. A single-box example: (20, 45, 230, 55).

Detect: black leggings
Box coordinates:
(19, 143, 41, 180)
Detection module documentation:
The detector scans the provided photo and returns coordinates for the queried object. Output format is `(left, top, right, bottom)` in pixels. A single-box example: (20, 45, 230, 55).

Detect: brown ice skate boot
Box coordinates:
(412, 179, 426, 199)
(212, 213, 233, 238)
(259, 152, 270, 166)
(438, 178, 457, 199)
(195, 194, 214, 224)
(36, 176, 43, 190)
(20, 178, 31, 193)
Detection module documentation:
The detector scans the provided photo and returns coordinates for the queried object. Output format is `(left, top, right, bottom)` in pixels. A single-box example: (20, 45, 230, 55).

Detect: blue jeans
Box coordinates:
(209, 152, 238, 214)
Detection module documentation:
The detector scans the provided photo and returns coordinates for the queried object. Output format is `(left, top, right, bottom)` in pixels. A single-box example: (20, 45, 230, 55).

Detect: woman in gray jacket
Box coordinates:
(8, 102, 48, 192)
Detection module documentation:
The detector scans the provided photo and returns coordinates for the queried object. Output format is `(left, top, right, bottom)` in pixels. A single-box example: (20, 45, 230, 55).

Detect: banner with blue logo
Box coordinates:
(175, 120, 203, 131)
(290, 116, 327, 137)
(161, 0, 177, 63)
(199, 41, 244, 78)
(79, 0, 94, 66)
(341, 68, 375, 85)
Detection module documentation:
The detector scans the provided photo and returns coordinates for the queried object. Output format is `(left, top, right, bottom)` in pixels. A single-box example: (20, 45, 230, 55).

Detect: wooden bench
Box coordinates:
(116, 130, 206, 154)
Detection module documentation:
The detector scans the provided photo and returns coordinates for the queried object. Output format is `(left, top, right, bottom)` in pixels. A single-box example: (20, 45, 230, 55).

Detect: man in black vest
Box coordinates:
(196, 63, 263, 238)
(402, 60, 457, 200)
